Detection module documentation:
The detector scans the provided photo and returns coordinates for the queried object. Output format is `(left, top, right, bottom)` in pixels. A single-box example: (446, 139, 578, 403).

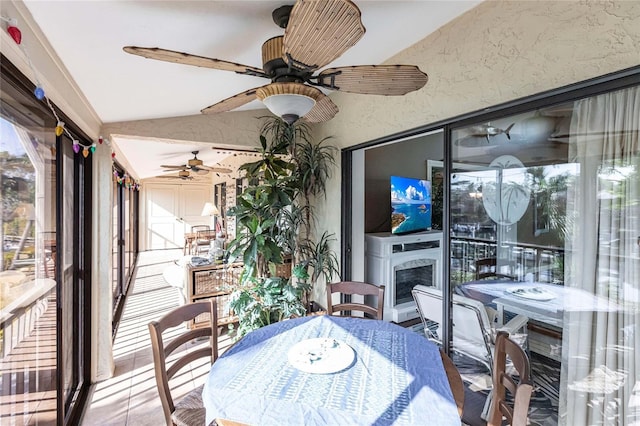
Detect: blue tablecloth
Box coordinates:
(203, 315, 460, 426)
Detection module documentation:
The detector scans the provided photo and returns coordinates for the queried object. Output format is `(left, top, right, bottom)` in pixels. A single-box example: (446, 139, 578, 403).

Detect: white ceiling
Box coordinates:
(22, 0, 481, 178)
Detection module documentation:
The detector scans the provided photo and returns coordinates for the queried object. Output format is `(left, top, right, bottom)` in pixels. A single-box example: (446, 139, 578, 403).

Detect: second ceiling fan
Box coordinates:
(124, 0, 428, 124)
(161, 151, 232, 176)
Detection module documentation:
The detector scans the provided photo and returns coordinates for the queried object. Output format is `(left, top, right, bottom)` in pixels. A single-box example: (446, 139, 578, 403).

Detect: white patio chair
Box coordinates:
(411, 285, 528, 373)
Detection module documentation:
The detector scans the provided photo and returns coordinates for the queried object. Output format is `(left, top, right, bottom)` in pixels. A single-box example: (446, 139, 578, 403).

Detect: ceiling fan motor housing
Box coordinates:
(272, 5, 293, 29)
(262, 36, 309, 82)
(187, 151, 203, 167)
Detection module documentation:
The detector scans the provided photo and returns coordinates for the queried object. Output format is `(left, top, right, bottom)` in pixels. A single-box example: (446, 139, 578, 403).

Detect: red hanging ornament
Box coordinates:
(7, 19, 21, 45)
(111, 152, 116, 159)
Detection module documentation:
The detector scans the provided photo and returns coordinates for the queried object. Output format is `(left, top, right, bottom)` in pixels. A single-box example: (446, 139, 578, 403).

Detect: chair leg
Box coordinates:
(481, 389, 493, 421)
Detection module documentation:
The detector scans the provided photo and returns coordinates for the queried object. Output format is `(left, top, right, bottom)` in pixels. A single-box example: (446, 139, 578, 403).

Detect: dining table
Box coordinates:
(202, 315, 461, 426)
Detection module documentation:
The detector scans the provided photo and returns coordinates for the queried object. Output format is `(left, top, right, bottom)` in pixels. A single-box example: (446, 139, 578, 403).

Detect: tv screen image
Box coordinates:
(390, 176, 432, 234)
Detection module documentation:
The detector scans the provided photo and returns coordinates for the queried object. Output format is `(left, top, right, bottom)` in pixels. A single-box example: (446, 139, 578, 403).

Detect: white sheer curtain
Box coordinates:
(561, 85, 640, 425)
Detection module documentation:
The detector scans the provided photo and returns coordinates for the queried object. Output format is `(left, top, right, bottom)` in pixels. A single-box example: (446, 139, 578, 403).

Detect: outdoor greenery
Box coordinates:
(1, 152, 35, 271)
(227, 117, 339, 336)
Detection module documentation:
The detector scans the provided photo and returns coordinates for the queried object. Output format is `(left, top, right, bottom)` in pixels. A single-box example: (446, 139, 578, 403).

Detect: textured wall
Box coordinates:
(313, 0, 640, 277)
(318, 0, 640, 148)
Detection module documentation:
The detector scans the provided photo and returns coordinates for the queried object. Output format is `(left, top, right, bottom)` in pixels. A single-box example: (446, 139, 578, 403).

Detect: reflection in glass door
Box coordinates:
(449, 84, 639, 424)
(1, 69, 58, 423)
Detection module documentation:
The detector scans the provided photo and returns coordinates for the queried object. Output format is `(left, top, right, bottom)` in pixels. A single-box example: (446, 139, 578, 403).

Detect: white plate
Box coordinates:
(506, 286, 556, 301)
(287, 338, 355, 374)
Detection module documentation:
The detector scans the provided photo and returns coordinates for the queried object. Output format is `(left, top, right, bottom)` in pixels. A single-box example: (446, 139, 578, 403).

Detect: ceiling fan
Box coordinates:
(158, 170, 194, 181)
(160, 151, 232, 175)
(123, 0, 428, 124)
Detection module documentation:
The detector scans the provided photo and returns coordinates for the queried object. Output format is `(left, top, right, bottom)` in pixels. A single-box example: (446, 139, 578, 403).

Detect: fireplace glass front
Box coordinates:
(394, 258, 436, 305)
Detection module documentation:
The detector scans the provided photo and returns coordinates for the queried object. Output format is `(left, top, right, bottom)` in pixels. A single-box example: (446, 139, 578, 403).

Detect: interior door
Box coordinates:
(182, 185, 213, 231)
(145, 183, 212, 250)
(146, 184, 182, 249)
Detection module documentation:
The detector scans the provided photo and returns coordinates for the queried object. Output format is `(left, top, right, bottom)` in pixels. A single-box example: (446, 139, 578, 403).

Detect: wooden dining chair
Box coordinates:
(475, 257, 514, 280)
(148, 299, 219, 426)
(488, 331, 534, 426)
(326, 281, 385, 320)
(191, 225, 212, 255)
(439, 349, 464, 418)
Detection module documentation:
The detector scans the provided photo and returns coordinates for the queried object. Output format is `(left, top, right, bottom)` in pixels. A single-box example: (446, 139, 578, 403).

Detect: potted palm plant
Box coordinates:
(227, 117, 339, 336)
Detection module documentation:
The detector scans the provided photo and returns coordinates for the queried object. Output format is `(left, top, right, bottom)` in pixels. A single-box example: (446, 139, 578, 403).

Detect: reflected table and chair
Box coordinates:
(203, 315, 461, 426)
(458, 280, 620, 328)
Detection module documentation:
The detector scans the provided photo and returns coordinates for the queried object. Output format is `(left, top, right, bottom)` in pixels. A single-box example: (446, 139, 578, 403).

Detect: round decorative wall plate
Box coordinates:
(482, 155, 530, 225)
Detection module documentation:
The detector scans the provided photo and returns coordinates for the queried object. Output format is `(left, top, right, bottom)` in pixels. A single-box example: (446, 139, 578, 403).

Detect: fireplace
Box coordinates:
(394, 258, 437, 305)
(365, 232, 443, 323)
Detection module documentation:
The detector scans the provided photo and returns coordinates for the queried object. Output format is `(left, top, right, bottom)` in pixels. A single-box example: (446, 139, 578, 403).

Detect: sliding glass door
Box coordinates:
(1, 58, 91, 424)
(449, 83, 639, 424)
(111, 163, 139, 332)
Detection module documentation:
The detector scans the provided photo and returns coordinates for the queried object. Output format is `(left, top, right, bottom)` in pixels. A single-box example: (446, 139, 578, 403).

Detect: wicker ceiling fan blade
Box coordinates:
(192, 168, 210, 175)
(198, 165, 233, 173)
(302, 93, 339, 123)
(201, 86, 265, 114)
(158, 175, 194, 180)
(317, 65, 428, 95)
(160, 164, 188, 170)
(123, 46, 267, 76)
(283, 0, 365, 71)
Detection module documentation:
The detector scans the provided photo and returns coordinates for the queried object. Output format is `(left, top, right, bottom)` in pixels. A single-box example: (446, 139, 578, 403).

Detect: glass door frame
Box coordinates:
(56, 130, 93, 424)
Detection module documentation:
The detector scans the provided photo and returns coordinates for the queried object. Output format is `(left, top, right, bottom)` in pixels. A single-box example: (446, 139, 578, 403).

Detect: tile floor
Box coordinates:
(81, 249, 235, 426)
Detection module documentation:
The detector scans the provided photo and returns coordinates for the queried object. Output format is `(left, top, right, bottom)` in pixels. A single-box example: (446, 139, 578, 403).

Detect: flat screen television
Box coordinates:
(390, 176, 432, 234)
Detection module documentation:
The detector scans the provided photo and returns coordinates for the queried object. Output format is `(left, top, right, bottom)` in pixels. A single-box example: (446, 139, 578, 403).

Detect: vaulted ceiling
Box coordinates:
(21, 1, 481, 178)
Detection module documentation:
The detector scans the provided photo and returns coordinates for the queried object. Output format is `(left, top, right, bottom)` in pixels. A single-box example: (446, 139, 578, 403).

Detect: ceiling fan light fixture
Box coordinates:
(257, 83, 321, 124)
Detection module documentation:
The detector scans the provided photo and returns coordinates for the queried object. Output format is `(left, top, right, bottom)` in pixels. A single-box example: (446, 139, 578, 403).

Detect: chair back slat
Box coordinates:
(191, 225, 210, 233)
(163, 327, 212, 357)
(166, 347, 214, 380)
(331, 303, 379, 317)
(475, 257, 514, 280)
